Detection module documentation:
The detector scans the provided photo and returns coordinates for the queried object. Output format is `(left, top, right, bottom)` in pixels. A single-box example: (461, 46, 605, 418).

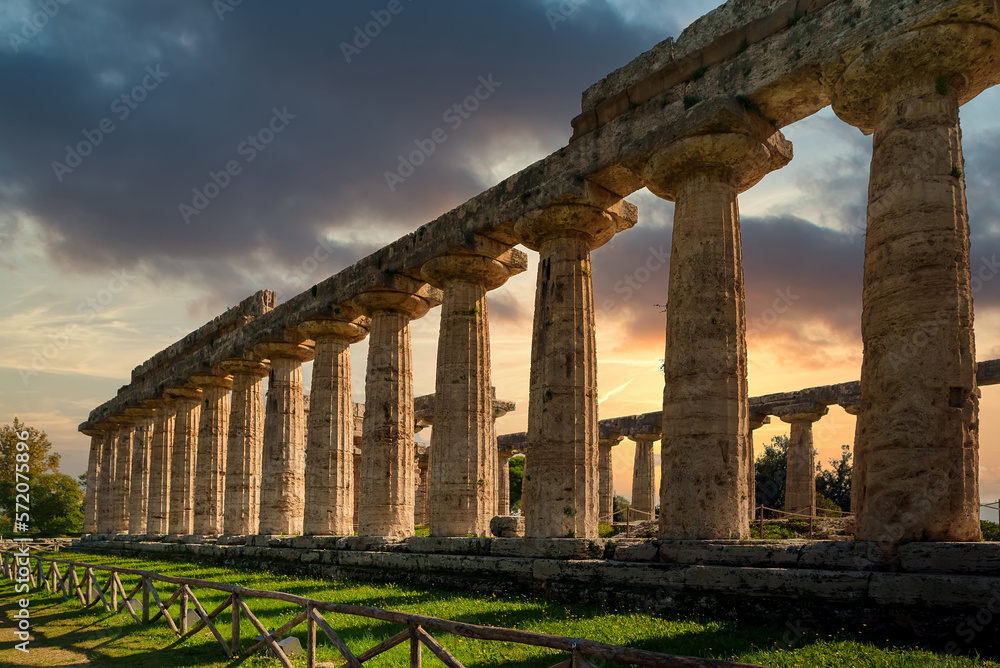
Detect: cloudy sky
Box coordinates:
(2, 0, 999, 512)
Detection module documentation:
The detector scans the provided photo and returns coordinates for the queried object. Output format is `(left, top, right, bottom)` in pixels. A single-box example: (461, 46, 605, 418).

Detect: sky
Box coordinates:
(1, 0, 999, 515)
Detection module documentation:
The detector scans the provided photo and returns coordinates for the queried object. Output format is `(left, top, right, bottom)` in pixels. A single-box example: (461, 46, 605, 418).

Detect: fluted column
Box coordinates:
(108, 416, 135, 534)
(145, 397, 175, 535)
(422, 253, 514, 537)
(630, 433, 658, 522)
(125, 407, 155, 535)
(167, 386, 202, 535)
(516, 200, 635, 539)
(830, 24, 996, 543)
(598, 435, 622, 524)
(97, 427, 116, 533)
(777, 405, 828, 516)
(190, 373, 232, 536)
(353, 290, 431, 538)
(299, 316, 369, 536)
(643, 107, 791, 539)
(497, 449, 514, 516)
(414, 445, 430, 526)
(747, 411, 769, 521)
(81, 427, 105, 534)
(254, 341, 313, 536)
(840, 399, 860, 516)
(220, 358, 268, 536)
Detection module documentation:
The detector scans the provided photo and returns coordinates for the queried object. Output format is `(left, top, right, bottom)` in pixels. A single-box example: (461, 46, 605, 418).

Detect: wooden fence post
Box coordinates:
(179, 586, 188, 635)
(143, 577, 150, 623)
(307, 603, 316, 668)
(410, 623, 422, 668)
(231, 594, 241, 656)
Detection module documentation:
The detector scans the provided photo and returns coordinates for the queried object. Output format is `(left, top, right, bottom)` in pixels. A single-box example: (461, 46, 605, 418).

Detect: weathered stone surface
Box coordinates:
(256, 341, 313, 536)
(597, 436, 620, 524)
(613, 541, 660, 562)
(80, 428, 104, 534)
(777, 405, 827, 516)
(220, 358, 268, 536)
(145, 397, 175, 535)
(647, 111, 790, 541)
(518, 200, 636, 540)
(192, 373, 232, 536)
(124, 408, 154, 535)
(828, 24, 993, 543)
(422, 253, 520, 537)
(897, 542, 1000, 576)
(354, 291, 430, 538)
(96, 429, 116, 533)
(630, 435, 657, 522)
(869, 572, 1000, 608)
(796, 541, 881, 572)
(406, 536, 493, 555)
(659, 540, 804, 568)
(490, 515, 524, 538)
(108, 416, 135, 534)
(298, 317, 368, 536)
(684, 565, 869, 600)
(166, 387, 201, 535)
(490, 538, 604, 560)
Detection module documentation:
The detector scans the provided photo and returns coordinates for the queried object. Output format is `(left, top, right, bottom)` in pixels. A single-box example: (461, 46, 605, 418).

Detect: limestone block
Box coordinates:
(797, 541, 882, 571)
(684, 565, 869, 601)
(406, 536, 493, 555)
(613, 541, 660, 562)
(658, 540, 804, 567)
(489, 515, 524, 538)
(869, 573, 1000, 609)
(490, 538, 605, 560)
(897, 542, 1000, 576)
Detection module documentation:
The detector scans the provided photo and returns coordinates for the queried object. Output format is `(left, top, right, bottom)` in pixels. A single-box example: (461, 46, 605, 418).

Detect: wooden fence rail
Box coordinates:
(0, 550, 766, 668)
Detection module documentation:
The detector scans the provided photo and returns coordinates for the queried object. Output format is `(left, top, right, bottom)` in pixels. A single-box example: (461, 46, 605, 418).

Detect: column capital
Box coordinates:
(80, 426, 105, 438)
(775, 403, 829, 424)
(628, 430, 661, 443)
(165, 385, 203, 403)
(297, 314, 370, 344)
(351, 289, 431, 320)
(143, 396, 175, 411)
(189, 372, 234, 391)
(218, 357, 270, 377)
(643, 108, 791, 201)
(253, 340, 314, 362)
(749, 411, 771, 431)
(830, 23, 1000, 134)
(598, 434, 624, 448)
(840, 399, 861, 416)
(123, 406, 156, 421)
(421, 252, 513, 291)
(514, 199, 636, 251)
(107, 414, 137, 426)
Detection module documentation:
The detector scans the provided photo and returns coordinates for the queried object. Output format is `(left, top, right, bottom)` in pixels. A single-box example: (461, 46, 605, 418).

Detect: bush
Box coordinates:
(982, 520, 999, 541)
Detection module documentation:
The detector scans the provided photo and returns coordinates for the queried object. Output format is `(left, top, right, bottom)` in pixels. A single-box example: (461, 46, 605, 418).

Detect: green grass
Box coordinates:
(0, 550, 996, 667)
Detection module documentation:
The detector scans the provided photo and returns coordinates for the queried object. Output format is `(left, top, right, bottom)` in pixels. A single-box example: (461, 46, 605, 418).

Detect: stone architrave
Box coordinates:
(598, 434, 622, 524)
(107, 415, 135, 534)
(298, 316, 369, 536)
(124, 407, 155, 535)
(352, 290, 431, 538)
(747, 411, 769, 521)
(96, 427, 116, 533)
(642, 108, 791, 540)
(145, 397, 175, 535)
(421, 253, 514, 537)
(166, 386, 202, 535)
(829, 23, 998, 542)
(254, 341, 314, 536)
(630, 433, 659, 522)
(515, 198, 636, 539)
(219, 358, 269, 536)
(191, 372, 233, 536)
(776, 404, 828, 517)
(81, 426, 105, 533)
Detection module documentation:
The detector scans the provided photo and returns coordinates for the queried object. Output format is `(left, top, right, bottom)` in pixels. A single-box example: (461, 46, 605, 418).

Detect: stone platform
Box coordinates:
(74, 534, 999, 655)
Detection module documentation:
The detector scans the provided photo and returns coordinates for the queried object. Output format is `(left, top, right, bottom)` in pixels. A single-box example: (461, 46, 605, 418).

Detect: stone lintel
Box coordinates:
(414, 391, 515, 428)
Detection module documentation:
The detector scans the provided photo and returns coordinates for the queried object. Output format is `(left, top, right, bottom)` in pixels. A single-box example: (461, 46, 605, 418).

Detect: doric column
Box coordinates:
(422, 253, 516, 537)
(839, 398, 860, 516)
(219, 358, 268, 536)
(190, 372, 232, 536)
(145, 397, 175, 536)
(166, 386, 202, 535)
(108, 415, 135, 534)
(414, 444, 430, 526)
(629, 433, 659, 522)
(97, 427, 116, 533)
(829, 24, 997, 542)
(643, 106, 791, 539)
(254, 341, 313, 536)
(598, 434, 622, 524)
(747, 411, 770, 521)
(776, 404, 828, 517)
(515, 198, 636, 539)
(81, 426, 105, 534)
(125, 407, 155, 535)
(496, 448, 515, 516)
(353, 289, 431, 538)
(298, 316, 369, 536)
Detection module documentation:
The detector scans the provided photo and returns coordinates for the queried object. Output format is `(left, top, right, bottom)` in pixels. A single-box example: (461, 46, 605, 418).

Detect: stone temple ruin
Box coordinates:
(77, 0, 1000, 635)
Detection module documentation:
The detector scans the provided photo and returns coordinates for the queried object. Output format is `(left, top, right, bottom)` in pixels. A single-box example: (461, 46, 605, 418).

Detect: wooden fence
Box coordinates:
(1, 551, 766, 668)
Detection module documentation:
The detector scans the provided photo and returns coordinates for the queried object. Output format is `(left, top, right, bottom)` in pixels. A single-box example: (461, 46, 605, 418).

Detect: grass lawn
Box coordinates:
(0, 550, 995, 667)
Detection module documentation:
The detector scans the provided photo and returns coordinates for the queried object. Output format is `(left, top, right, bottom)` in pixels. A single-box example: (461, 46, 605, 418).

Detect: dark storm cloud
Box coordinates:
(0, 0, 665, 305)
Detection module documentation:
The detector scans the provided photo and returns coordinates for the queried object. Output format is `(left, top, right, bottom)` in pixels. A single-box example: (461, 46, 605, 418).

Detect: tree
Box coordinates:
(613, 494, 631, 522)
(507, 455, 525, 513)
(0, 418, 70, 535)
(754, 434, 788, 510)
(816, 444, 852, 513)
(31, 473, 85, 536)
